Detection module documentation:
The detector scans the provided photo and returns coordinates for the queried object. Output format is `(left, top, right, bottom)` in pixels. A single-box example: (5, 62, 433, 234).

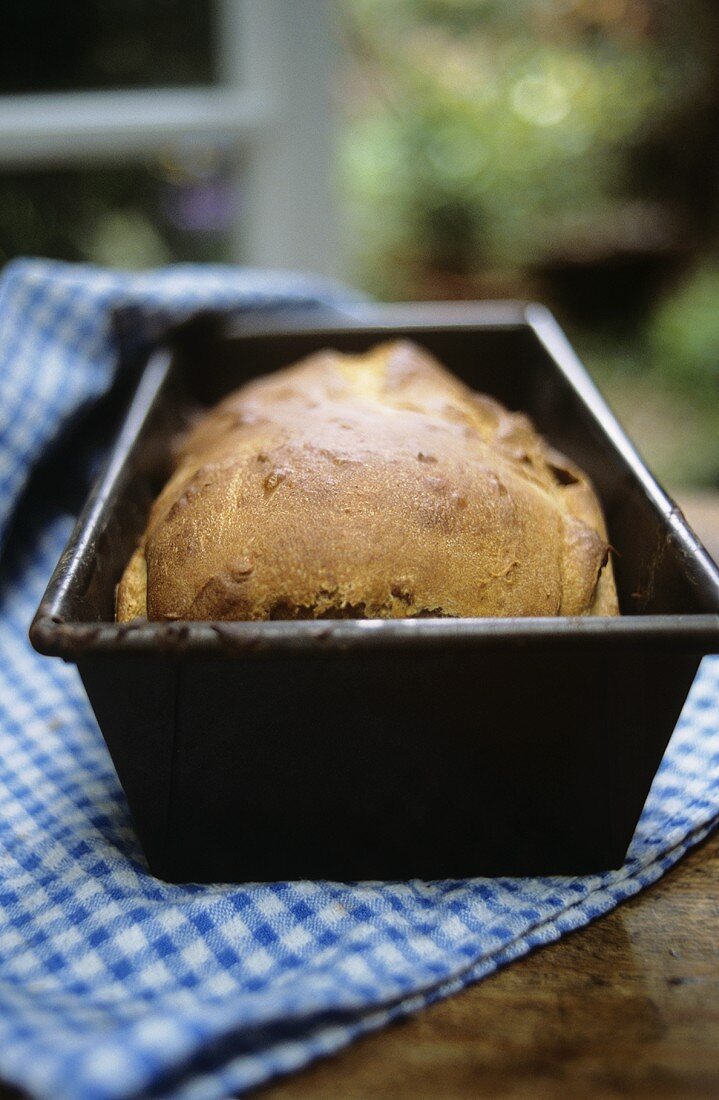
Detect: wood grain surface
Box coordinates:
(258, 831, 719, 1100)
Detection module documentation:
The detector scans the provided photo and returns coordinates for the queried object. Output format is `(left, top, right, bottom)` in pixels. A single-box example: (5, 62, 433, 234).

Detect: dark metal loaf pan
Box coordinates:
(30, 303, 719, 883)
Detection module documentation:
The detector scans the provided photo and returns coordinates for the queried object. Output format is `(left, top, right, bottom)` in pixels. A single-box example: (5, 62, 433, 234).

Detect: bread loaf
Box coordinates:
(116, 340, 618, 621)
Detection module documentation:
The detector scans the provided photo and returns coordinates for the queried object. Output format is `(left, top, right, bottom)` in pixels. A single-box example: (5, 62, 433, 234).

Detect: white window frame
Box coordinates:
(0, 0, 340, 277)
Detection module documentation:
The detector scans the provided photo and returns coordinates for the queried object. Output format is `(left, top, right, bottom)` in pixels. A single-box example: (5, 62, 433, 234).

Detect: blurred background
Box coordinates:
(1, 0, 718, 515)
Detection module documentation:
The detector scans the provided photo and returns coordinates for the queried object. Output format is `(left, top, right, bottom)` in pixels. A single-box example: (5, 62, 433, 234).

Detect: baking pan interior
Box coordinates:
(30, 304, 719, 649)
(44, 305, 719, 636)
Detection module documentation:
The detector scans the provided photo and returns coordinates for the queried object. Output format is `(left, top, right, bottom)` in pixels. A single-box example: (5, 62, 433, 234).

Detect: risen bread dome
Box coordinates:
(116, 340, 618, 621)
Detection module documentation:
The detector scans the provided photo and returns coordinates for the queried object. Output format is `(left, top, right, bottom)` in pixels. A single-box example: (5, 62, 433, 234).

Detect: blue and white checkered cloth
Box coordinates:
(0, 258, 716, 1100)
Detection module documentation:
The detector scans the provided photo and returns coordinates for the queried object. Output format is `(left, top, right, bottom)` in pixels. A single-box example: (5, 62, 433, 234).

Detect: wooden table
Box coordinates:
(260, 832, 719, 1100)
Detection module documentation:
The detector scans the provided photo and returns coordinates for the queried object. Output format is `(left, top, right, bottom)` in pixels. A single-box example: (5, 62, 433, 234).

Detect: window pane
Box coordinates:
(0, 151, 237, 267)
(0, 1, 214, 94)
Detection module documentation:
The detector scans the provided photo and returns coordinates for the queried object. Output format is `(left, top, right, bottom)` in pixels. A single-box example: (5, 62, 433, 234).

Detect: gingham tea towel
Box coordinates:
(0, 258, 716, 1100)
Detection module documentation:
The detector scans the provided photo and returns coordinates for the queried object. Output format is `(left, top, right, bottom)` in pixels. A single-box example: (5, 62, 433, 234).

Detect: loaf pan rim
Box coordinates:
(29, 301, 719, 660)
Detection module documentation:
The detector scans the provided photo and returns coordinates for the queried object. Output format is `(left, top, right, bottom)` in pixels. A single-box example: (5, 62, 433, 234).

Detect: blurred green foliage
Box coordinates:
(0, 159, 233, 270)
(648, 265, 719, 399)
(340, 0, 710, 293)
(340, 0, 719, 486)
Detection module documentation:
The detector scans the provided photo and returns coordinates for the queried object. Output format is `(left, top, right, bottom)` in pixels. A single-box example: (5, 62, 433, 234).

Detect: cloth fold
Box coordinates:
(0, 259, 716, 1100)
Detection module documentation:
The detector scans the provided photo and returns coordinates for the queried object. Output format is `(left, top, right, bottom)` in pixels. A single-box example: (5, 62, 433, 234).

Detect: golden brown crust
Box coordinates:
(116, 340, 618, 622)
(115, 547, 147, 621)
